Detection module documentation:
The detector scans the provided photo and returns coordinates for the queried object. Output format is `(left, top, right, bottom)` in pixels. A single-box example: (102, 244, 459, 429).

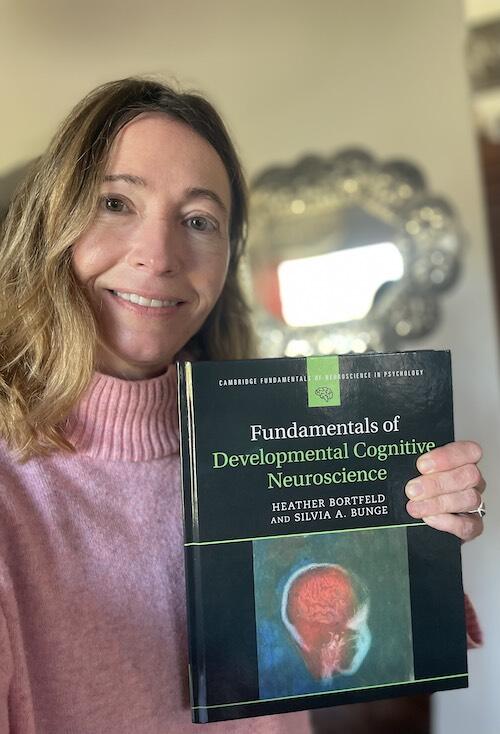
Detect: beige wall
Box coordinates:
(465, 0, 500, 23)
(1, 1, 499, 731)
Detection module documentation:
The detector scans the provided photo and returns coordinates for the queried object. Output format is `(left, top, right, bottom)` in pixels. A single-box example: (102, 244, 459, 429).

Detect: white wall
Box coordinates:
(1, 1, 499, 731)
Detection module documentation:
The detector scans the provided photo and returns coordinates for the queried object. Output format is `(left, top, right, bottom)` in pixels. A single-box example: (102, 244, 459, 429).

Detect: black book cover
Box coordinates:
(177, 351, 467, 723)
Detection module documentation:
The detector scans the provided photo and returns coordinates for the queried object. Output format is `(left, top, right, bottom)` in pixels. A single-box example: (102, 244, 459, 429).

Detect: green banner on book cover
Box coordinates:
(306, 355, 341, 407)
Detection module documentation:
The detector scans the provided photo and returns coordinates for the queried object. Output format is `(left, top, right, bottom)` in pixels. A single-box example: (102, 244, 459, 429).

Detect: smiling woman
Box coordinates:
(0, 78, 485, 734)
(0, 78, 255, 456)
(72, 113, 232, 379)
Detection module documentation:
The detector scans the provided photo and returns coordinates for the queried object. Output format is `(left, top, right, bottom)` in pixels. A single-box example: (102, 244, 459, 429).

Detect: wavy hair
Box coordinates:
(0, 77, 256, 458)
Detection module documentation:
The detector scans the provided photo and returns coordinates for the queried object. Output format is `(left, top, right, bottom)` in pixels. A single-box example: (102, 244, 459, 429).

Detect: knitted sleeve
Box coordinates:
(0, 599, 12, 734)
(0, 561, 36, 734)
(465, 593, 483, 649)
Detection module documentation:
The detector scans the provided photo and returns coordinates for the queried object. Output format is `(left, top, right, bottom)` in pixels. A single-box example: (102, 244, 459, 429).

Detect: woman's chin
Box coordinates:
(96, 347, 175, 380)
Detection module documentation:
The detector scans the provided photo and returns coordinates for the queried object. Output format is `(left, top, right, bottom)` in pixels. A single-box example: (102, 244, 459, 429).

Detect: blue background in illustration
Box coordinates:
(253, 527, 414, 699)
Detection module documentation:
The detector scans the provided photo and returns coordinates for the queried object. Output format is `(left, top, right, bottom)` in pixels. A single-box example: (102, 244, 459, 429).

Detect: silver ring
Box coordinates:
(466, 498, 486, 518)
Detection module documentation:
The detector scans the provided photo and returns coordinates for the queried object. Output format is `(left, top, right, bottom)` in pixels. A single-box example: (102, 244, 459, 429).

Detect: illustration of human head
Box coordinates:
(282, 563, 371, 681)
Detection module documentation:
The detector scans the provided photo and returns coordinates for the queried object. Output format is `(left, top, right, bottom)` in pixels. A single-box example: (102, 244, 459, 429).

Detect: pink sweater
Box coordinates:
(0, 368, 310, 734)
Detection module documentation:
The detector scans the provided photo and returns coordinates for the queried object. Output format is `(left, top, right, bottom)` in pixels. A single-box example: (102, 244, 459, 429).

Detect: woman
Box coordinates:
(0, 78, 484, 733)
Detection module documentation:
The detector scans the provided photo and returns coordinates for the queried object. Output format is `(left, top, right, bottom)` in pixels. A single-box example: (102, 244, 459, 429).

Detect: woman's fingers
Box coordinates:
(406, 486, 482, 517)
(405, 464, 483, 504)
(405, 440, 485, 542)
(415, 512, 484, 542)
(415, 440, 482, 474)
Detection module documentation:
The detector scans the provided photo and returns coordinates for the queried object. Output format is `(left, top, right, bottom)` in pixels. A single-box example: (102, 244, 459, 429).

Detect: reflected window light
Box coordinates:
(277, 242, 404, 328)
(396, 320, 411, 336)
(352, 338, 368, 353)
(318, 336, 335, 354)
(285, 339, 314, 357)
(291, 199, 306, 214)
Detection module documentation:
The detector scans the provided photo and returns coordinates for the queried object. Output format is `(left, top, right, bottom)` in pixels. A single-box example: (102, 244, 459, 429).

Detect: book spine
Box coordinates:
(177, 362, 208, 723)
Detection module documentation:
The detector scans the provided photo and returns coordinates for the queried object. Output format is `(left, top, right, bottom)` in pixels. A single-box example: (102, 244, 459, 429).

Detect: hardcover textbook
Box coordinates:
(177, 351, 468, 723)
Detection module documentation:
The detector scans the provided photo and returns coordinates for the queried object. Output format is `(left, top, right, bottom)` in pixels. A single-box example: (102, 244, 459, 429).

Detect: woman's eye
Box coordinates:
(187, 216, 217, 233)
(102, 196, 127, 213)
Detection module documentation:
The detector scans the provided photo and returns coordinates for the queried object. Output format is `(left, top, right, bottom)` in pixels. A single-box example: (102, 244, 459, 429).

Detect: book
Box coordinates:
(177, 351, 468, 723)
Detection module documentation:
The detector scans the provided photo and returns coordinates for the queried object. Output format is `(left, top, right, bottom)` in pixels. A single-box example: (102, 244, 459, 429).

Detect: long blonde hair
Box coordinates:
(0, 77, 256, 459)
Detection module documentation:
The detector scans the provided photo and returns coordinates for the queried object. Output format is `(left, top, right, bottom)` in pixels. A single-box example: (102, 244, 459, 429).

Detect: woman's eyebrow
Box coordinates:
(102, 177, 228, 214)
(185, 187, 228, 215)
(103, 173, 147, 186)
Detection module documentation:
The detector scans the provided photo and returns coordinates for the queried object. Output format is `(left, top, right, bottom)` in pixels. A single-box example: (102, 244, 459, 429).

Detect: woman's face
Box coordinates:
(72, 112, 231, 379)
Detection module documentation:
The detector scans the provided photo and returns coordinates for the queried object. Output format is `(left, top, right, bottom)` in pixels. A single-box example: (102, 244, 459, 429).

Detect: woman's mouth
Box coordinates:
(109, 290, 181, 308)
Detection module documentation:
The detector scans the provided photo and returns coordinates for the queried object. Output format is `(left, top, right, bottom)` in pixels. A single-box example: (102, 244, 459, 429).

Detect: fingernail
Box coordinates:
(406, 480, 423, 498)
(418, 456, 435, 473)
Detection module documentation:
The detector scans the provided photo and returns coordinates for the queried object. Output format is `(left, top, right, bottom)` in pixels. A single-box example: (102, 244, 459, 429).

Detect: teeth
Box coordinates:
(113, 291, 179, 308)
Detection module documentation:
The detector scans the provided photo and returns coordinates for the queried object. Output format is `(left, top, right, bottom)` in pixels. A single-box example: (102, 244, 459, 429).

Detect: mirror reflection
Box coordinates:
(247, 150, 464, 357)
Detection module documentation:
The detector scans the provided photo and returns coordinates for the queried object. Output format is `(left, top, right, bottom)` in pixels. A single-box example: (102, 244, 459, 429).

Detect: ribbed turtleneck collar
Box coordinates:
(64, 365, 179, 462)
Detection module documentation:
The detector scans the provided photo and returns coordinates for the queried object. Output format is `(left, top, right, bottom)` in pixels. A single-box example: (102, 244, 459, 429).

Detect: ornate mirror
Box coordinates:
(247, 149, 464, 357)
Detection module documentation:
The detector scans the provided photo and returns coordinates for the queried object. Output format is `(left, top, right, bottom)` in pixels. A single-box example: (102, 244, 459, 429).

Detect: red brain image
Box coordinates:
(287, 565, 356, 629)
(282, 564, 370, 681)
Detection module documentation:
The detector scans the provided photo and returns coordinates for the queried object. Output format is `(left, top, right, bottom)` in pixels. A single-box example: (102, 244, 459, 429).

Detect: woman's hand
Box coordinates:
(405, 440, 484, 541)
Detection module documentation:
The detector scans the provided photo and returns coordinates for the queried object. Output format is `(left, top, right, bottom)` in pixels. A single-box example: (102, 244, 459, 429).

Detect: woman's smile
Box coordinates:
(109, 290, 181, 308)
(105, 288, 185, 316)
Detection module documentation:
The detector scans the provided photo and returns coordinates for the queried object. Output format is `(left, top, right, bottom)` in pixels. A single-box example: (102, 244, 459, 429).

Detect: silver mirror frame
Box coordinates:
(247, 149, 464, 357)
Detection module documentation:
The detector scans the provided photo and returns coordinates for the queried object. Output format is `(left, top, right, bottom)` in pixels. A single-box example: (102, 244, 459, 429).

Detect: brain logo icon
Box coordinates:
(315, 387, 334, 402)
(282, 564, 371, 682)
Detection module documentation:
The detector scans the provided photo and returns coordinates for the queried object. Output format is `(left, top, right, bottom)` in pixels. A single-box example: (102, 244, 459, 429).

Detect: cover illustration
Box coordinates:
(177, 351, 467, 723)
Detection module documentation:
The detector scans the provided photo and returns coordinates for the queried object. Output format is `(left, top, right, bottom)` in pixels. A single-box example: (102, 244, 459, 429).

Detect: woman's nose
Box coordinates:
(127, 219, 182, 275)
